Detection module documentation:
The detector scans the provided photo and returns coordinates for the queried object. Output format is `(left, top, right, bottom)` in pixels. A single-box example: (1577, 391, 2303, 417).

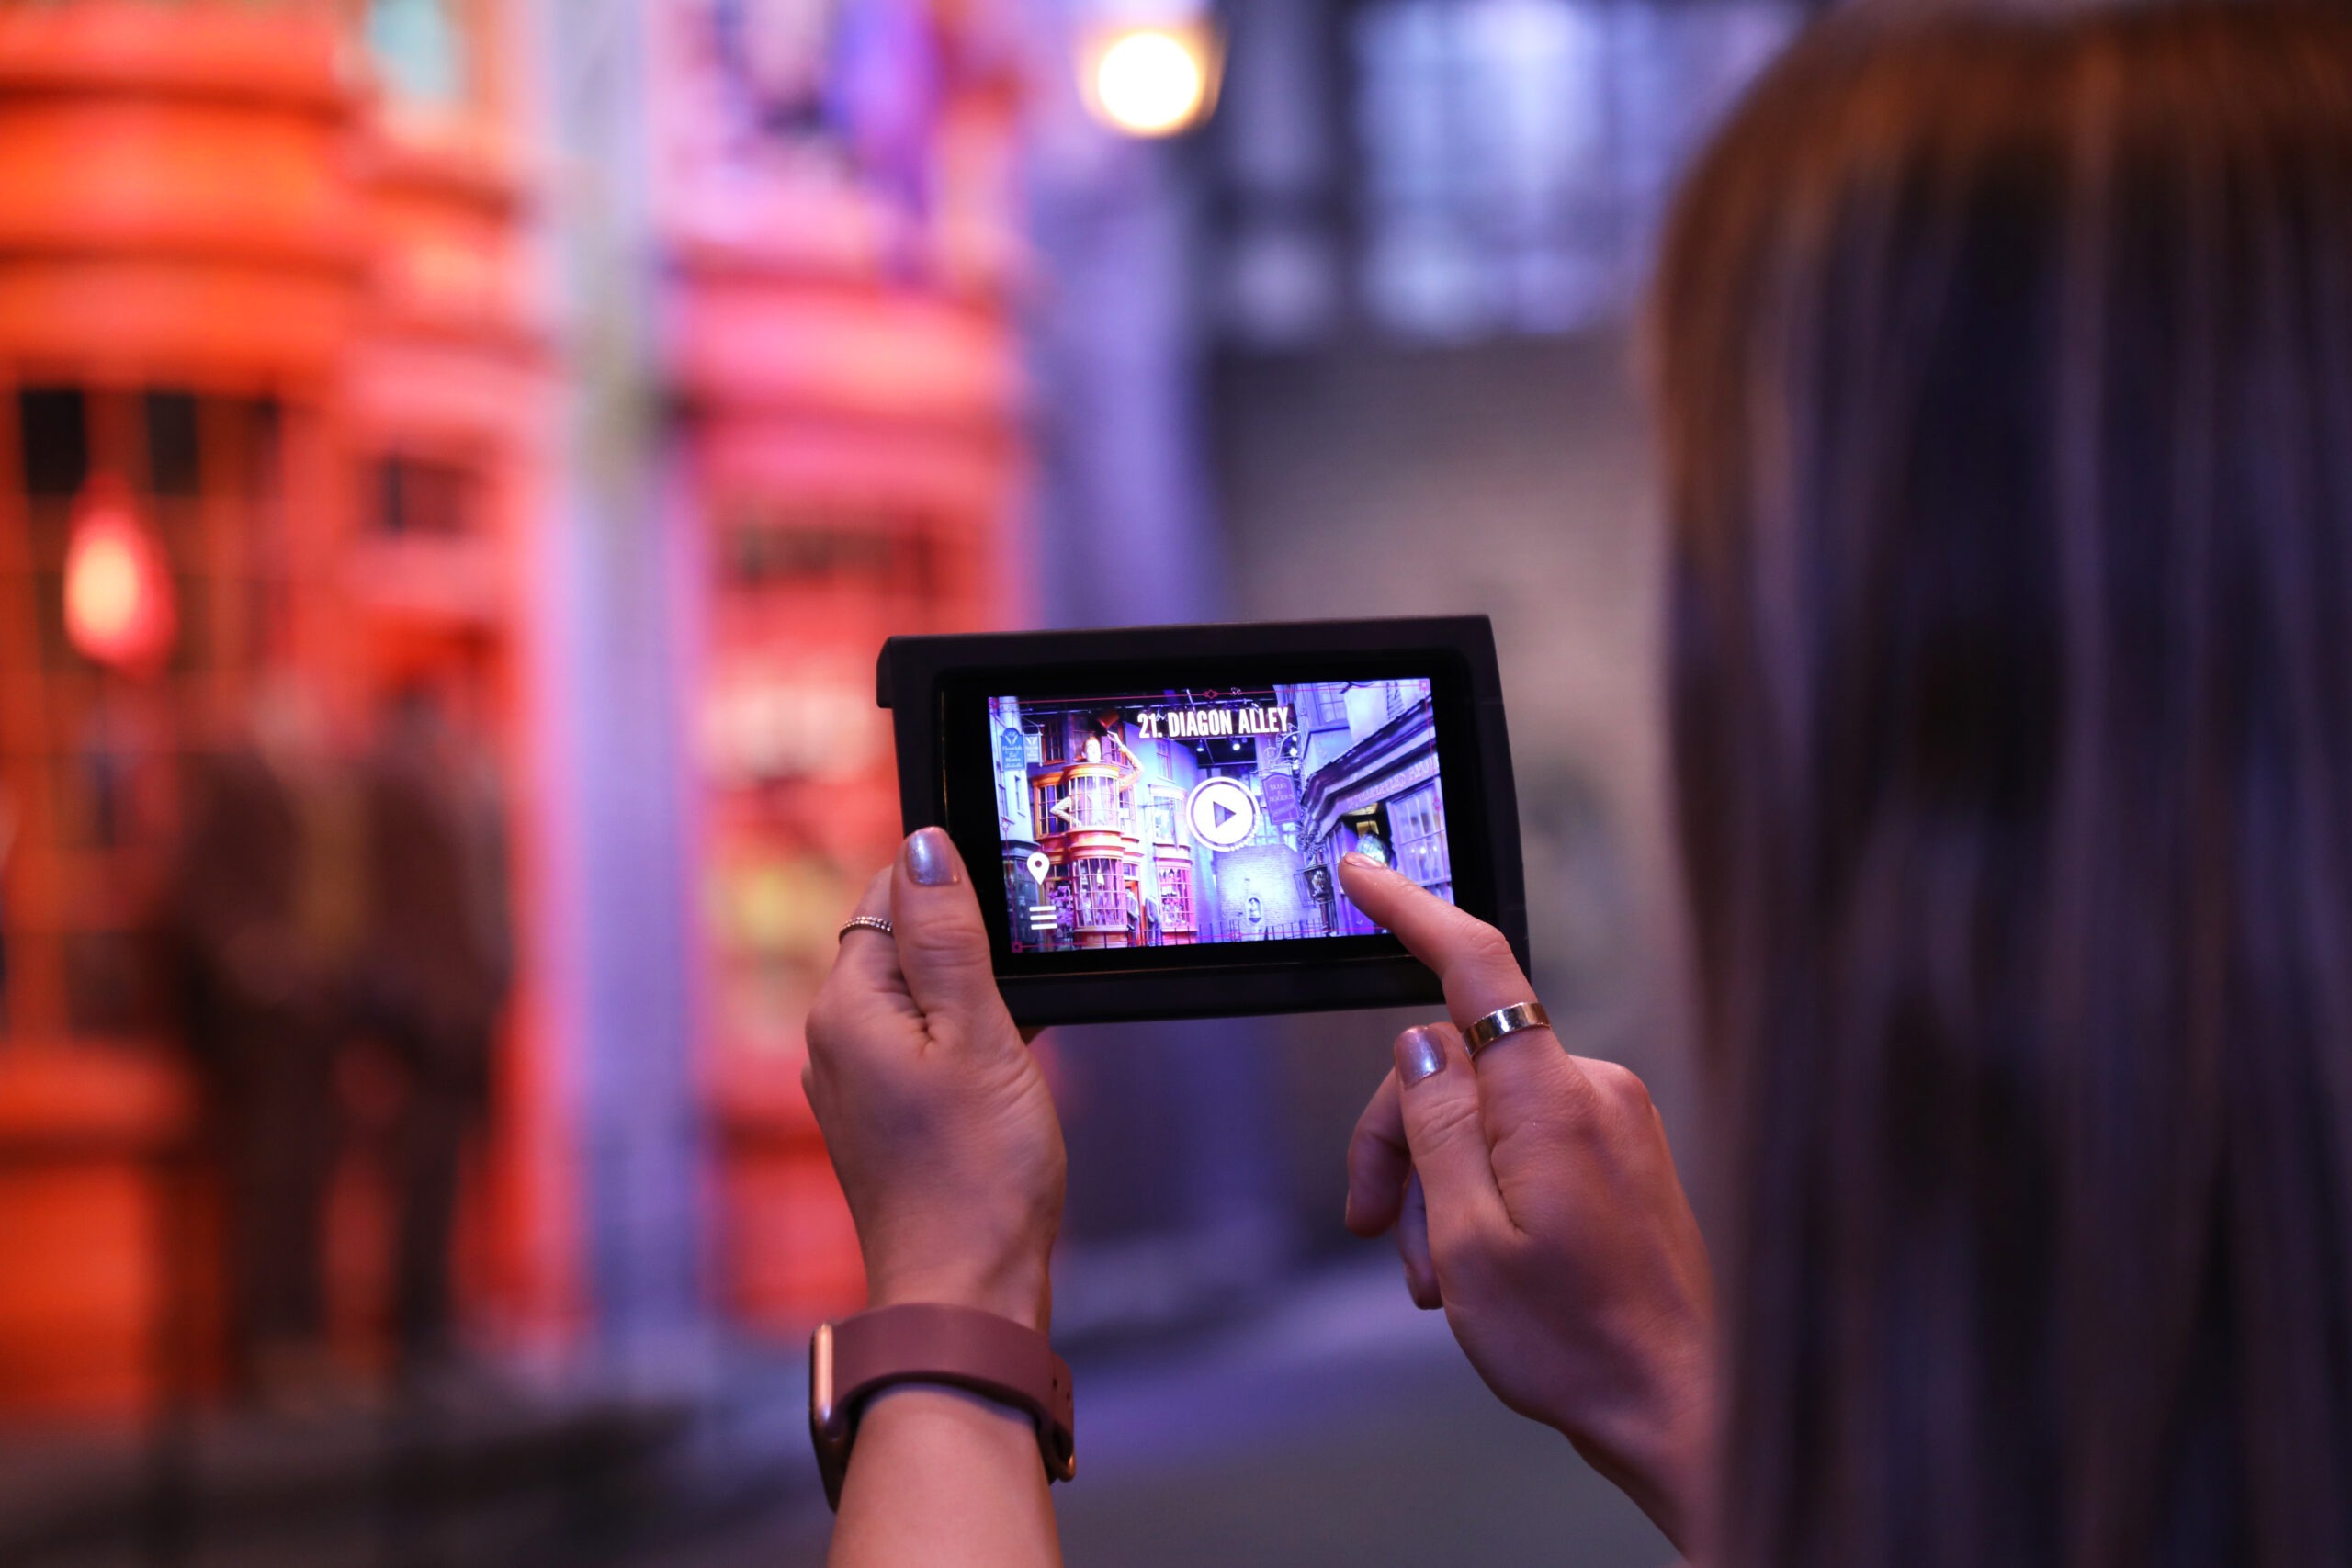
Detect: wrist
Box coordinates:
(1575, 1409, 1707, 1551)
(855, 1380, 1047, 1441)
(811, 1298, 1076, 1514)
(1558, 1356, 1712, 1552)
(865, 1260, 1052, 1335)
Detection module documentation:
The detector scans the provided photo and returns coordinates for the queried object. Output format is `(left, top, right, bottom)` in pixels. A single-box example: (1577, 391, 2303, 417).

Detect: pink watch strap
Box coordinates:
(809, 1303, 1076, 1509)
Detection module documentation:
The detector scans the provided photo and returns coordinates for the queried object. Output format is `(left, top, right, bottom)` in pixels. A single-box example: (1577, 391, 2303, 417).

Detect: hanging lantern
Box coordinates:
(63, 476, 176, 676)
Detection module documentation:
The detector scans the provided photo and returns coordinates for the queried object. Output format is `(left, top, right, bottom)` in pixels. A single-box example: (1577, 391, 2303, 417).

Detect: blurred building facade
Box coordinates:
(0, 0, 1028, 1417)
(650, 0, 1030, 1335)
(0, 0, 1818, 1437)
(0, 0, 384, 1415)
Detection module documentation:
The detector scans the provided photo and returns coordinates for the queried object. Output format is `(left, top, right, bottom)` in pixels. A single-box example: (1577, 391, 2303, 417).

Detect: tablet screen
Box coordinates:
(985, 680, 1452, 953)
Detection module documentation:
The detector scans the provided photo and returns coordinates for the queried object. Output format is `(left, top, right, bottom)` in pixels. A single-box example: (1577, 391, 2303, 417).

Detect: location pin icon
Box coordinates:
(1027, 851, 1051, 885)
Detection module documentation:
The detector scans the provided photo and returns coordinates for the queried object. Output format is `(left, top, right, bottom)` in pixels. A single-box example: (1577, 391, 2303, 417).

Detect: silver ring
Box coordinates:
(838, 915, 894, 942)
(1463, 1000, 1552, 1057)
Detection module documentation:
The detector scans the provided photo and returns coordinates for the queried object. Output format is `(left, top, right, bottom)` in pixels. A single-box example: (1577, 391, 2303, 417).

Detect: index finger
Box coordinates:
(1336, 852, 1595, 1188)
(1336, 853, 1536, 1027)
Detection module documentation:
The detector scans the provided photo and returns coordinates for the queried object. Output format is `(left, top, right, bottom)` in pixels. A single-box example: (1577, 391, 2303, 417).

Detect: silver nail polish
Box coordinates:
(906, 828, 961, 886)
(1397, 1026, 1445, 1086)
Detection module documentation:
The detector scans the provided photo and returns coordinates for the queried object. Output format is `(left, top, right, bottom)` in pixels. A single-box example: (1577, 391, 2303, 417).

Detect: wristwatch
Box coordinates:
(809, 1302, 1077, 1509)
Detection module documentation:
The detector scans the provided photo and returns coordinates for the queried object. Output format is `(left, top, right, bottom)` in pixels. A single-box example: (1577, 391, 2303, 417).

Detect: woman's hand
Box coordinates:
(1340, 854, 1716, 1551)
(804, 828, 1067, 1332)
(807, 828, 1065, 1563)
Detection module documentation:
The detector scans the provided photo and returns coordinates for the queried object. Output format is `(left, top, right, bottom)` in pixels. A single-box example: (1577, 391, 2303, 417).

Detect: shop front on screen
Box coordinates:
(989, 680, 1453, 953)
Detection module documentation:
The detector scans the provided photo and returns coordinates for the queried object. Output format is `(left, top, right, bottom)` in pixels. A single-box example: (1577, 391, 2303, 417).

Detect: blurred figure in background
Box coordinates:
(171, 671, 514, 1406)
(359, 682, 513, 1389)
(170, 679, 363, 1412)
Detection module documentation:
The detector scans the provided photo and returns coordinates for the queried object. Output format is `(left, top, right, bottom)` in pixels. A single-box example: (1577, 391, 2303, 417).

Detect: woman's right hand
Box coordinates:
(1340, 854, 1717, 1552)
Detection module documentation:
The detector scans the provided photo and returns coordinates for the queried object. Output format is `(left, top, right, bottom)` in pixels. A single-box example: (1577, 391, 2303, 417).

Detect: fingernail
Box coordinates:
(906, 827, 962, 886)
(1396, 1026, 1445, 1086)
(1340, 852, 1384, 873)
(1408, 1263, 1438, 1305)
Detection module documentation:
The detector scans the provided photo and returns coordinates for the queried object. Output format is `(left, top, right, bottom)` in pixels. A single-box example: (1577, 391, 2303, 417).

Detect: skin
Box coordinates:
(805, 831, 1066, 1568)
(805, 830, 1715, 1565)
(1336, 852, 1716, 1551)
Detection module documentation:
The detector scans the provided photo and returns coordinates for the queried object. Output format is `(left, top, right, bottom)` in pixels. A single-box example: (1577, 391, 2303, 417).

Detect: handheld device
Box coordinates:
(876, 616, 1527, 1026)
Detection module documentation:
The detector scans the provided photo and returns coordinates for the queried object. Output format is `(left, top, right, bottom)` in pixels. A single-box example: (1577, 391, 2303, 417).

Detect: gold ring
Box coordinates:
(838, 915, 894, 942)
(1464, 1000, 1552, 1057)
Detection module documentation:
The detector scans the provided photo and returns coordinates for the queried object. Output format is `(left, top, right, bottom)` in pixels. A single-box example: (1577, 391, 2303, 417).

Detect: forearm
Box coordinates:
(827, 1385, 1062, 1568)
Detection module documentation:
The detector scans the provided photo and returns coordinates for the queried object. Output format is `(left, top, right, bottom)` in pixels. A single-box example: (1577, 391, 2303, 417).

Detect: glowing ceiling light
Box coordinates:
(1082, 23, 1220, 138)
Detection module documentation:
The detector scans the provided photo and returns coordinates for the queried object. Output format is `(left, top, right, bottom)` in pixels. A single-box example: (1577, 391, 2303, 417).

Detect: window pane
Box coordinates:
(1352, 0, 1802, 340)
(369, 0, 472, 108)
(18, 389, 87, 500)
(374, 456, 479, 538)
(144, 390, 201, 497)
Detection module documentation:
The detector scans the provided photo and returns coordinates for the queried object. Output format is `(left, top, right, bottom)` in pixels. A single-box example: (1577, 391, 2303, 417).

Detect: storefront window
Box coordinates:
(1075, 855, 1125, 930)
(1391, 781, 1452, 899)
(145, 391, 200, 497)
(1069, 771, 1115, 830)
(2, 385, 284, 1045)
(19, 389, 86, 499)
(373, 455, 478, 537)
(1158, 862, 1193, 931)
(719, 515, 909, 591)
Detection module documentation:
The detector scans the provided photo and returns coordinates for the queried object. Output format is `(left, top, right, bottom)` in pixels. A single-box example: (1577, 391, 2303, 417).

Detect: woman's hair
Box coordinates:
(1653, 6, 2352, 1564)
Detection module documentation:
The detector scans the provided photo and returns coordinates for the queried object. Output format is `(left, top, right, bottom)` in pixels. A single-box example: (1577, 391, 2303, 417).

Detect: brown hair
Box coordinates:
(1653, 6, 2352, 1565)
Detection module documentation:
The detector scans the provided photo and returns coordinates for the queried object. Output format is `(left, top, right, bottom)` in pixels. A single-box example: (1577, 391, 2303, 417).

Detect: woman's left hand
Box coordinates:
(803, 828, 1067, 1332)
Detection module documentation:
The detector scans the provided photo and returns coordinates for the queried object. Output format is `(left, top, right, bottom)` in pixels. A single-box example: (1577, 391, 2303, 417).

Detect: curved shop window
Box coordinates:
(1067, 769, 1117, 831)
(1073, 855, 1126, 931)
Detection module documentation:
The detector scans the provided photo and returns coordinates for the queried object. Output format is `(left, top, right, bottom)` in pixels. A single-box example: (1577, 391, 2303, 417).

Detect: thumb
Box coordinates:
(891, 828, 1008, 1035)
(1392, 1023, 1510, 1250)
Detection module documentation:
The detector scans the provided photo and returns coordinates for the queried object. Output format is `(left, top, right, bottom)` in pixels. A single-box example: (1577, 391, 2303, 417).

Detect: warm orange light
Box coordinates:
(1080, 24, 1220, 138)
(64, 480, 175, 675)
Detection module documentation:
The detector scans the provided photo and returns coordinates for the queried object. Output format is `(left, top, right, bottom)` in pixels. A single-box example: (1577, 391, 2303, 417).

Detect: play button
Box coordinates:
(1186, 777, 1260, 851)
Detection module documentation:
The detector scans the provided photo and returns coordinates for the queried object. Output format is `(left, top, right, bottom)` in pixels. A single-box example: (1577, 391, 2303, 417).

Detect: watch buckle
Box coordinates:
(810, 1321, 842, 1436)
